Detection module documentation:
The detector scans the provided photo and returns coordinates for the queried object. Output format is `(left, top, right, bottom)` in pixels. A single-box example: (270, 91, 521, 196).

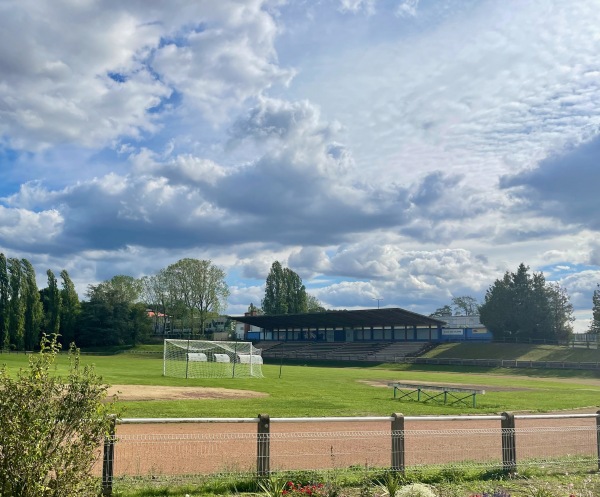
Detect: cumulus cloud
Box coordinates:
(0, 205, 63, 249)
(500, 135, 600, 230)
(1, 0, 599, 327)
(0, 0, 292, 150)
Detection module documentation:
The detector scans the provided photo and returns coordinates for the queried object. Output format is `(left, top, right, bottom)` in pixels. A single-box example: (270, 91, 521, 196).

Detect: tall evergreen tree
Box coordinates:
(21, 259, 43, 350)
(0, 254, 9, 349)
(7, 258, 24, 349)
(480, 263, 573, 341)
(59, 269, 80, 347)
(590, 284, 600, 335)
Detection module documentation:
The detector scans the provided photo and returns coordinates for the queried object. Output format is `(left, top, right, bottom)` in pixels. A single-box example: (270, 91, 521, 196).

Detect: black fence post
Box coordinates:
(596, 410, 600, 471)
(391, 413, 405, 472)
(102, 415, 117, 496)
(501, 412, 517, 473)
(257, 413, 271, 477)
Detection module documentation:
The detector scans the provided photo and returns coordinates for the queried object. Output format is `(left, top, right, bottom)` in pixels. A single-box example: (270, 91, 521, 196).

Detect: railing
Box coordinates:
(100, 411, 600, 496)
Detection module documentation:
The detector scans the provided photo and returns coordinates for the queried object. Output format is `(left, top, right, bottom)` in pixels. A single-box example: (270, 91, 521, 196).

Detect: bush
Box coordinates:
(396, 483, 436, 497)
(0, 334, 117, 496)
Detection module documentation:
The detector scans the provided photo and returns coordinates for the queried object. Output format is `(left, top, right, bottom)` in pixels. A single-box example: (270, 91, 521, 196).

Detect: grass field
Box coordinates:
(2, 343, 599, 418)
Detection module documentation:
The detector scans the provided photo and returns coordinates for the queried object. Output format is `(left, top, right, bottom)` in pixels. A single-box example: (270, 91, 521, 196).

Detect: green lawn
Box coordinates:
(2, 349, 599, 418)
(423, 342, 600, 361)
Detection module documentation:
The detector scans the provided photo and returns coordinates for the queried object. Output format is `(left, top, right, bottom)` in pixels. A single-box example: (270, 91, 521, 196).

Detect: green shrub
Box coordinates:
(0, 334, 117, 496)
(396, 483, 436, 497)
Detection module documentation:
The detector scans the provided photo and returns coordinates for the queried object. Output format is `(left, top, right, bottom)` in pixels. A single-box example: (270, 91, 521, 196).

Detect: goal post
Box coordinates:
(163, 339, 264, 379)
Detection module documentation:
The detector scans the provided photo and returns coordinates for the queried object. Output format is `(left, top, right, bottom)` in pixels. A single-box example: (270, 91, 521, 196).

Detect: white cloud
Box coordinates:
(396, 0, 421, 17)
(0, 205, 63, 247)
(338, 0, 377, 15)
(0, 0, 292, 149)
(0, 0, 599, 328)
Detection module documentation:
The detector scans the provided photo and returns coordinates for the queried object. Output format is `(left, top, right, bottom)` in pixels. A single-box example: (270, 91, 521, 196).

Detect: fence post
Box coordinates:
(257, 413, 270, 477)
(391, 413, 405, 472)
(501, 412, 517, 473)
(596, 410, 600, 471)
(102, 415, 117, 496)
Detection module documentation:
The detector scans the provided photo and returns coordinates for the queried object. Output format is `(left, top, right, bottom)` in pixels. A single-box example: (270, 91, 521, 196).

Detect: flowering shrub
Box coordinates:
(283, 481, 325, 496)
(279, 480, 342, 497)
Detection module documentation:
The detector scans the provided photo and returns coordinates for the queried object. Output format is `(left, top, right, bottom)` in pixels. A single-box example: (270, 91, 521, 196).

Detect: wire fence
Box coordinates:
(96, 413, 600, 495)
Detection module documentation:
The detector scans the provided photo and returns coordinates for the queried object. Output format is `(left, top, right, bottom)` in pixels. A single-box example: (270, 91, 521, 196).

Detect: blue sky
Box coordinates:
(1, 0, 599, 331)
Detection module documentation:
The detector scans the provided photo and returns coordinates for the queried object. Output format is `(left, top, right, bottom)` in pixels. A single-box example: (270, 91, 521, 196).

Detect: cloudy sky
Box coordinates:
(1, 0, 600, 331)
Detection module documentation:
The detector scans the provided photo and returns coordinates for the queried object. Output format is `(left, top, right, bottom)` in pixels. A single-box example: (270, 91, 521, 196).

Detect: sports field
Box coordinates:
(2, 349, 599, 417)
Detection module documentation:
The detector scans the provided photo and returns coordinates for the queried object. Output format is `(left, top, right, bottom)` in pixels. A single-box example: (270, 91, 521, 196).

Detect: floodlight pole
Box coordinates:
(373, 297, 383, 309)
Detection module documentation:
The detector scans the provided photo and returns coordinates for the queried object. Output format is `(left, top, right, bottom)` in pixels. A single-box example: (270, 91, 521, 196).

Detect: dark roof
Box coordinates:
(229, 307, 445, 330)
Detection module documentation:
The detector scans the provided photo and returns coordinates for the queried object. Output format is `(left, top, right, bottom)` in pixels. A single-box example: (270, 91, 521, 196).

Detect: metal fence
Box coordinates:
(97, 412, 600, 496)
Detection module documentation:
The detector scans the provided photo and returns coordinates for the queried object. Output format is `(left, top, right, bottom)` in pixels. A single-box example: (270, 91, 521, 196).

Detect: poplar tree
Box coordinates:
(7, 258, 24, 349)
(45, 269, 61, 336)
(21, 259, 43, 350)
(590, 284, 600, 335)
(59, 270, 80, 347)
(0, 254, 8, 349)
(262, 261, 308, 315)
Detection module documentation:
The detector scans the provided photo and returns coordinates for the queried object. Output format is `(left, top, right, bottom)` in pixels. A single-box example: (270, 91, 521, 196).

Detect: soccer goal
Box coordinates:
(163, 339, 264, 378)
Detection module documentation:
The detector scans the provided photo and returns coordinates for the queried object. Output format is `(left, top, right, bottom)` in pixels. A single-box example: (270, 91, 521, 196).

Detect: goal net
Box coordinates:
(163, 339, 264, 378)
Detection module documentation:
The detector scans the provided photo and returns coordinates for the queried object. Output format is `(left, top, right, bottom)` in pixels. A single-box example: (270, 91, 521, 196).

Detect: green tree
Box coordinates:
(262, 261, 288, 315)
(43, 269, 62, 337)
(165, 259, 230, 336)
(0, 253, 8, 349)
(590, 284, 600, 334)
(59, 270, 80, 347)
(430, 305, 453, 317)
(451, 296, 479, 316)
(0, 334, 117, 496)
(80, 275, 145, 346)
(480, 263, 573, 341)
(7, 258, 24, 349)
(21, 259, 44, 350)
(546, 282, 574, 341)
(262, 261, 308, 315)
(307, 294, 326, 312)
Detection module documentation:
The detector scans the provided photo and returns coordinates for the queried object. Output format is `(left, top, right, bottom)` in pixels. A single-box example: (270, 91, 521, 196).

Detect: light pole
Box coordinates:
(373, 297, 383, 309)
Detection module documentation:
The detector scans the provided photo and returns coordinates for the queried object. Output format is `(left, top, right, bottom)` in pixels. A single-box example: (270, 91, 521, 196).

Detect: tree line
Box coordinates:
(0, 254, 231, 350)
(432, 263, 600, 342)
(0, 254, 80, 351)
(2, 254, 599, 351)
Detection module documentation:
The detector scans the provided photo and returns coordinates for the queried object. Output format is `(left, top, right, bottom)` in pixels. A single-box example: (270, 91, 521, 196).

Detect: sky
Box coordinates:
(1, 0, 599, 332)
